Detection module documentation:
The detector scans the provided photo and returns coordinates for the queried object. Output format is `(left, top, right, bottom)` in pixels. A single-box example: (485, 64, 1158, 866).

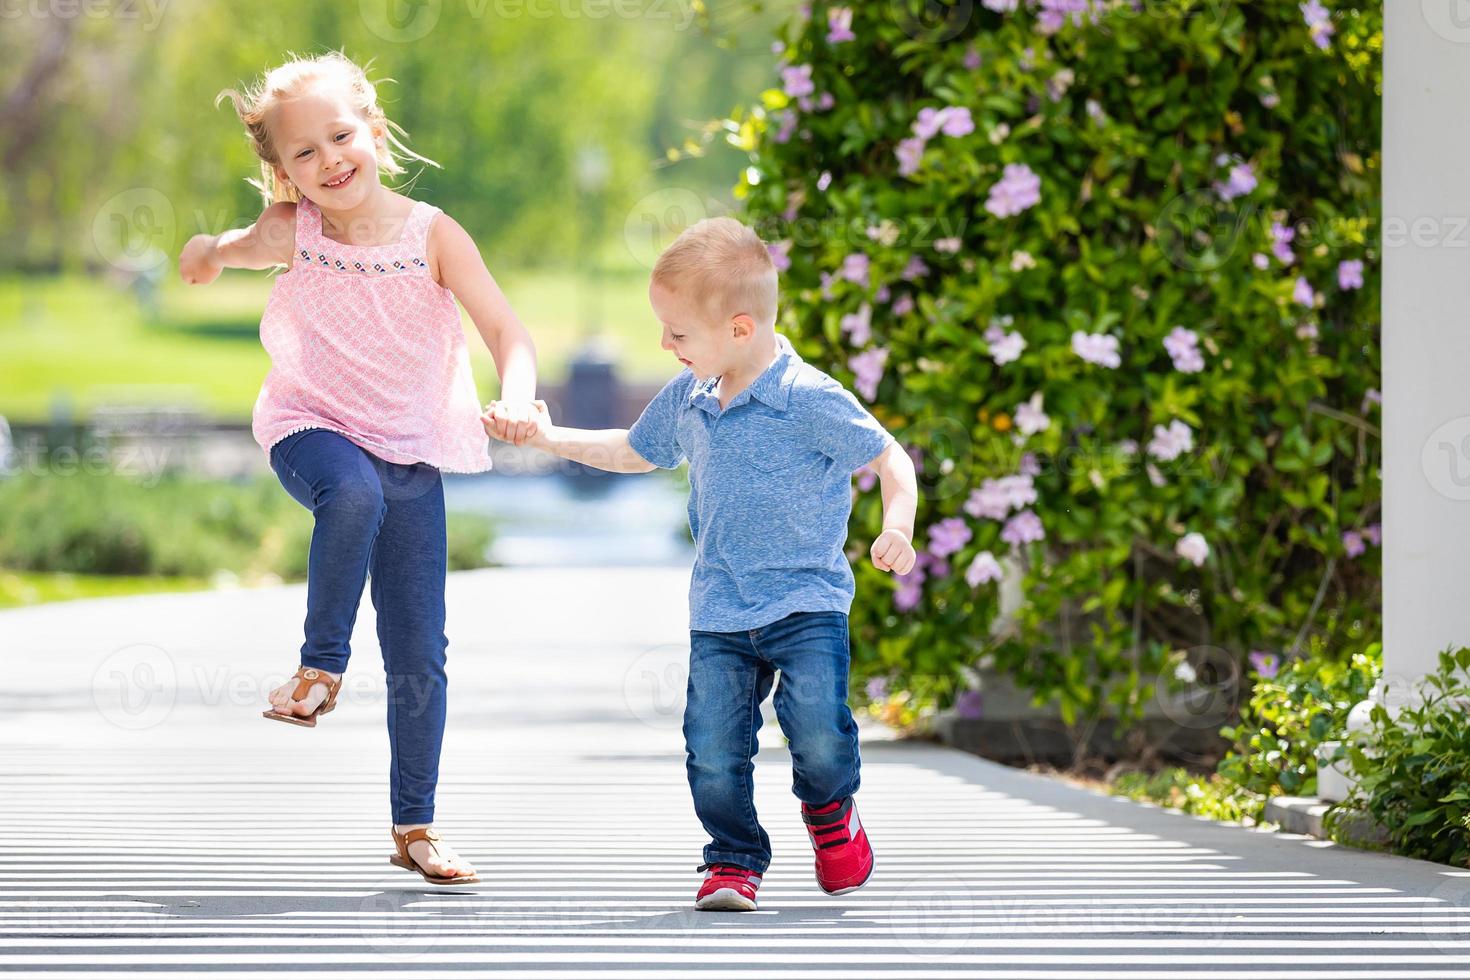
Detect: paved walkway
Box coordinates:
(2, 568, 1469, 978)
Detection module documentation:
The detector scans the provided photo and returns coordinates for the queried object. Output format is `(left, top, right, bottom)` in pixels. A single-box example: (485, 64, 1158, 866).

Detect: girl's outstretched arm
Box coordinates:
(431, 214, 539, 440)
(179, 201, 296, 284)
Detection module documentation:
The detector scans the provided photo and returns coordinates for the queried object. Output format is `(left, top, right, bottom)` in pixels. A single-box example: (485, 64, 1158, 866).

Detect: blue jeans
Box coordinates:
(269, 428, 449, 825)
(684, 610, 861, 874)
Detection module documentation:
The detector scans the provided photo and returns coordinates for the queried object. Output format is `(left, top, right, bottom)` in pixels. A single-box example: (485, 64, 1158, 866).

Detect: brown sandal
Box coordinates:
(390, 826, 480, 885)
(261, 666, 342, 728)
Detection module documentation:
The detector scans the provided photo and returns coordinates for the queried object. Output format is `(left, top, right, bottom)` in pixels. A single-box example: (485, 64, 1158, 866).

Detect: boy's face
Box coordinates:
(649, 280, 747, 381)
(269, 89, 382, 209)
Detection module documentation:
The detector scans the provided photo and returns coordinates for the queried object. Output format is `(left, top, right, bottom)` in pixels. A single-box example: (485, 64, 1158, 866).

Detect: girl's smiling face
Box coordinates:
(268, 89, 382, 209)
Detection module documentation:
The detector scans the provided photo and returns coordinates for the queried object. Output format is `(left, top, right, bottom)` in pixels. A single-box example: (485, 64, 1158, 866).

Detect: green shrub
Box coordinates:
(1216, 641, 1380, 803)
(1328, 648, 1470, 868)
(0, 472, 495, 580)
(731, 1, 1383, 734)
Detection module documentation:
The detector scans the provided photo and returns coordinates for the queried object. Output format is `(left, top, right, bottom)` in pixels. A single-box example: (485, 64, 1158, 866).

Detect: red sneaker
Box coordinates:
(694, 863, 762, 911)
(802, 796, 874, 895)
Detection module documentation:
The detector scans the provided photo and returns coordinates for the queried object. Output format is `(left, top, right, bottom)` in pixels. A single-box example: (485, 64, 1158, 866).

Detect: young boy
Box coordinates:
(483, 217, 918, 911)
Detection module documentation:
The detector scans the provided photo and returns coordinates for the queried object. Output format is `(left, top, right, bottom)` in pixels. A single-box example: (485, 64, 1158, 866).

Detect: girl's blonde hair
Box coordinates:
(216, 51, 438, 206)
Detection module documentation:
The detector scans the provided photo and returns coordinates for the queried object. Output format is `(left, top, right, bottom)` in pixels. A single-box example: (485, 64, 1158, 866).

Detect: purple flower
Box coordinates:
(891, 293, 915, 317)
(965, 550, 1003, 587)
(985, 326, 1026, 366)
(1293, 276, 1317, 308)
(965, 476, 1038, 521)
(934, 237, 962, 254)
(941, 107, 975, 138)
(1253, 252, 1270, 270)
(1015, 392, 1050, 436)
(1176, 532, 1209, 567)
(1071, 330, 1121, 368)
(982, 0, 1019, 10)
(1338, 259, 1364, 291)
(1249, 650, 1281, 679)
(826, 6, 855, 43)
(893, 575, 924, 612)
(849, 347, 889, 401)
(1019, 453, 1041, 477)
(1363, 523, 1381, 547)
(1213, 161, 1258, 202)
(1001, 510, 1045, 547)
(896, 137, 926, 177)
(954, 688, 984, 720)
(1036, 0, 1099, 34)
(865, 675, 889, 701)
(985, 163, 1042, 218)
(841, 252, 870, 286)
(1342, 529, 1365, 558)
(855, 466, 879, 493)
(817, 170, 833, 192)
(767, 239, 792, 273)
(782, 64, 815, 99)
(927, 517, 973, 559)
(1147, 419, 1194, 462)
(1362, 388, 1381, 413)
(1271, 222, 1296, 264)
(773, 110, 798, 145)
(1301, 0, 1334, 50)
(1163, 326, 1205, 373)
(963, 45, 982, 71)
(840, 303, 872, 347)
(901, 256, 930, 281)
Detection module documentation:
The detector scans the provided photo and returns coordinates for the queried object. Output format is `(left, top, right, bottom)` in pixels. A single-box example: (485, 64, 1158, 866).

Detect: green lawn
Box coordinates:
(0, 570, 211, 609)
(0, 268, 670, 423)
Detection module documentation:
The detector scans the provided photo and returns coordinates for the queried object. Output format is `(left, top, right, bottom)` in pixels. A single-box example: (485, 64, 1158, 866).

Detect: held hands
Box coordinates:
(179, 234, 222, 286)
(482, 399, 550, 447)
(870, 528, 917, 576)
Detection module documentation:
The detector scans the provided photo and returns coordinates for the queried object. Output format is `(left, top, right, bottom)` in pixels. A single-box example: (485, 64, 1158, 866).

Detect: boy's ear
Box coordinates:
(731, 313, 756, 341)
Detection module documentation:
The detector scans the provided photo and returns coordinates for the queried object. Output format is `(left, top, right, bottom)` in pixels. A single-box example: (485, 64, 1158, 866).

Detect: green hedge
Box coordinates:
(733, 0, 1382, 736)
(0, 472, 493, 579)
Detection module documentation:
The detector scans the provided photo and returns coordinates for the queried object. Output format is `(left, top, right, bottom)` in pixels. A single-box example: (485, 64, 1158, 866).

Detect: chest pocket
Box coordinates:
(732, 417, 813, 473)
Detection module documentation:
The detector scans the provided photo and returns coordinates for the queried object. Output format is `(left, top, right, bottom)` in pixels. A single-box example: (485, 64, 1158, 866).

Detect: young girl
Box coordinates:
(179, 52, 541, 885)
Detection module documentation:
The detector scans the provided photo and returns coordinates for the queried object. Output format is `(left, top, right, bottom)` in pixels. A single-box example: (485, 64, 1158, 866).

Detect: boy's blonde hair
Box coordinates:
(216, 51, 438, 206)
(652, 217, 779, 329)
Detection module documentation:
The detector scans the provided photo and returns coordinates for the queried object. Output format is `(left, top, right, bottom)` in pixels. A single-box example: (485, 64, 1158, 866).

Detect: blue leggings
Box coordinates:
(269, 428, 448, 825)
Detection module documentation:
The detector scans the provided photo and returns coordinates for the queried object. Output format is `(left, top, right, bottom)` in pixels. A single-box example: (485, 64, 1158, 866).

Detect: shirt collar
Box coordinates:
(689, 333, 801, 414)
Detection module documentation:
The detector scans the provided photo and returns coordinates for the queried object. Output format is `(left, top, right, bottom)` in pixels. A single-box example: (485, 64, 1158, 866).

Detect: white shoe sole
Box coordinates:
(695, 887, 758, 912)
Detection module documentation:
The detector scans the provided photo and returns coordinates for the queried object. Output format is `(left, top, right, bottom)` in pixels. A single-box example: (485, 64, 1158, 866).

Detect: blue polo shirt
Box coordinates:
(628, 333, 896, 633)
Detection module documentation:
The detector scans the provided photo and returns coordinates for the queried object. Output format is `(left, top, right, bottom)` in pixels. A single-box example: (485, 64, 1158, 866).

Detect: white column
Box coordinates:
(1320, 1, 1470, 802)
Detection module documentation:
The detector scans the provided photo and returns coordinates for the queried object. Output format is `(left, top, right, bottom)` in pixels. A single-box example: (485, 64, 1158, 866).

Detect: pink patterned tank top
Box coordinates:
(251, 197, 491, 473)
